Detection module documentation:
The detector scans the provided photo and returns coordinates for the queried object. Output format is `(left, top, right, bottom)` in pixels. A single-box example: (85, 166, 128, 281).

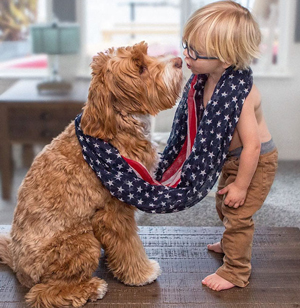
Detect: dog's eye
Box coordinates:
(139, 65, 147, 75)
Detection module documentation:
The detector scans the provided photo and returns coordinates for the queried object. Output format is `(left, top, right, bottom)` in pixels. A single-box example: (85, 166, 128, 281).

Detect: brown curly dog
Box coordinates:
(0, 42, 183, 308)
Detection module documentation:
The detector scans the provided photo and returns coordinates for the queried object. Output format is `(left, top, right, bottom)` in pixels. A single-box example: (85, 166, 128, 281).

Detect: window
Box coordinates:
(0, 0, 291, 77)
(0, 0, 48, 76)
(185, 0, 289, 76)
(82, 0, 289, 76)
(251, 0, 290, 75)
(78, 0, 181, 75)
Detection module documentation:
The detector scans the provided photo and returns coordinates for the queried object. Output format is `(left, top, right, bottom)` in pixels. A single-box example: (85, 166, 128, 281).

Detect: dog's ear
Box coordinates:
(131, 42, 148, 71)
(133, 41, 148, 56)
(81, 52, 117, 140)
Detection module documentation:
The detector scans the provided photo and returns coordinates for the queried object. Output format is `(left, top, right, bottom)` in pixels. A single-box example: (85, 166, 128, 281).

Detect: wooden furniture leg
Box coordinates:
(0, 105, 13, 199)
(0, 143, 13, 200)
(22, 144, 35, 168)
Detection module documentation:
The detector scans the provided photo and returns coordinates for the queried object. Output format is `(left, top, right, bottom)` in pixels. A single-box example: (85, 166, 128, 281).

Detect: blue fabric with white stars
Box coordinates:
(75, 66, 253, 213)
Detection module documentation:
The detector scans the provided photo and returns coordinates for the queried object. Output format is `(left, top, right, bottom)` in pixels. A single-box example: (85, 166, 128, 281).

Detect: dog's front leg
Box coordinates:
(91, 200, 161, 286)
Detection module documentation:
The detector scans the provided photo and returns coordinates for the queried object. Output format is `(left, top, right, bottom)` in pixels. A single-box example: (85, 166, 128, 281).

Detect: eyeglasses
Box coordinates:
(182, 41, 218, 60)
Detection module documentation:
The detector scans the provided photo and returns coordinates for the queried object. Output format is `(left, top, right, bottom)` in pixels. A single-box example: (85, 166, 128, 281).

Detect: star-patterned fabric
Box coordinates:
(75, 66, 253, 213)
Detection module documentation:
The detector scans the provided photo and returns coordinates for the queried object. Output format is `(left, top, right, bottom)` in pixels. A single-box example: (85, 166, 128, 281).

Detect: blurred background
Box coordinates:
(0, 0, 299, 226)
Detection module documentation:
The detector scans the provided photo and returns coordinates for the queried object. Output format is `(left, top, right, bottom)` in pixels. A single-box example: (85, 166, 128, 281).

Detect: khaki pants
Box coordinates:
(215, 149, 278, 287)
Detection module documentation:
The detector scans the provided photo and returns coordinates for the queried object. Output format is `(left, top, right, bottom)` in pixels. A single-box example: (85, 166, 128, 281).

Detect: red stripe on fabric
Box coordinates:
(173, 178, 181, 187)
(122, 157, 160, 185)
(160, 75, 198, 185)
(122, 75, 198, 189)
(187, 80, 197, 152)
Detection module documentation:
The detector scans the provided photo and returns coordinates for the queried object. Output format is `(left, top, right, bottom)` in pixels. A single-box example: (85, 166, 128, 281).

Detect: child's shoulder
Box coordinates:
(245, 83, 261, 108)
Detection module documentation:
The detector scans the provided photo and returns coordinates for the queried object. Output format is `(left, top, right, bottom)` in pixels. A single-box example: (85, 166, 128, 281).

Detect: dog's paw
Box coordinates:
(142, 259, 161, 285)
(96, 280, 108, 299)
(124, 259, 161, 286)
(89, 278, 108, 302)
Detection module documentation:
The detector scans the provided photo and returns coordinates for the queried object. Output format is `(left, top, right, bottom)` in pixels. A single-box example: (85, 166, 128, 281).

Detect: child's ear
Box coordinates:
(222, 62, 232, 69)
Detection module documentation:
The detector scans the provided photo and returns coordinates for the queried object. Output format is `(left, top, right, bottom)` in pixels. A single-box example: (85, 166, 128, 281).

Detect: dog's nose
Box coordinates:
(172, 57, 182, 69)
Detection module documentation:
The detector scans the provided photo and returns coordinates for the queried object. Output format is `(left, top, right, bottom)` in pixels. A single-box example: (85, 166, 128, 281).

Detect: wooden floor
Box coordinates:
(0, 226, 300, 308)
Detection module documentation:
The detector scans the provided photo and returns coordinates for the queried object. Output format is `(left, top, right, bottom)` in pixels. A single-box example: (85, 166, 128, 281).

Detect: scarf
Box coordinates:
(75, 66, 253, 213)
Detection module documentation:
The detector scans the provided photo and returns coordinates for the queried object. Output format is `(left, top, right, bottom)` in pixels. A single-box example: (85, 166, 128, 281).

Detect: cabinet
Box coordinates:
(0, 79, 90, 199)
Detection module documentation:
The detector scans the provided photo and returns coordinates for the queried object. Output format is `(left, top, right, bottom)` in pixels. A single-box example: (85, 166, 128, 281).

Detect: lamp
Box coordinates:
(31, 22, 80, 94)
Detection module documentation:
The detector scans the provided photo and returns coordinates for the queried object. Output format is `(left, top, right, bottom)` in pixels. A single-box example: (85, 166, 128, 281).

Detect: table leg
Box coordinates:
(0, 143, 13, 200)
(0, 105, 13, 200)
(22, 144, 34, 168)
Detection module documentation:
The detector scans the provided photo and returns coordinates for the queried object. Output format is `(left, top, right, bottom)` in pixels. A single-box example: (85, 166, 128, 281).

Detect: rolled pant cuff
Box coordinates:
(215, 268, 249, 288)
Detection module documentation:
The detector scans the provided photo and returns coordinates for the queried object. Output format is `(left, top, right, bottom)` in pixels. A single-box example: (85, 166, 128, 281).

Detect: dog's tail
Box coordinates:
(0, 236, 13, 269)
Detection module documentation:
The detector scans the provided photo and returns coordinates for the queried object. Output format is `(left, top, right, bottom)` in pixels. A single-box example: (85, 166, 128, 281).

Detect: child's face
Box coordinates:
(183, 48, 227, 76)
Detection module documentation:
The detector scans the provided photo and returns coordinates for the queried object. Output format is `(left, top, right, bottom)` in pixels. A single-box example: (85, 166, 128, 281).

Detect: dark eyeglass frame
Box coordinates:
(182, 41, 219, 60)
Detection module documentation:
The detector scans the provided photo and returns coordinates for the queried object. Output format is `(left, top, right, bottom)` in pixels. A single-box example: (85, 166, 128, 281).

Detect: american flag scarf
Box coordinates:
(75, 66, 253, 213)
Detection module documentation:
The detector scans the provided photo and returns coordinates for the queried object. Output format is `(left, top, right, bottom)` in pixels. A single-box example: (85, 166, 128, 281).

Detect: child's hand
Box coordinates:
(218, 182, 247, 208)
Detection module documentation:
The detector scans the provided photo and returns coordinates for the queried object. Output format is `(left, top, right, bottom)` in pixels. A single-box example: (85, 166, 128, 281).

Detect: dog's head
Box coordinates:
(81, 42, 183, 140)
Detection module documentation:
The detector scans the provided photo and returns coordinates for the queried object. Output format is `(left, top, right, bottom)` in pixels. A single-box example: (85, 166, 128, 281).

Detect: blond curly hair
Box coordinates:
(183, 0, 261, 70)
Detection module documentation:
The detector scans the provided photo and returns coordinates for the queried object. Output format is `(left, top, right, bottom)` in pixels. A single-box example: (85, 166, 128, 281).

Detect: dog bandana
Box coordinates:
(75, 66, 253, 213)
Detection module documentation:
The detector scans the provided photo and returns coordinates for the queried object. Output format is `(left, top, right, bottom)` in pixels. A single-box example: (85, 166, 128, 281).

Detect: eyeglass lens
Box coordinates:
(182, 41, 197, 60)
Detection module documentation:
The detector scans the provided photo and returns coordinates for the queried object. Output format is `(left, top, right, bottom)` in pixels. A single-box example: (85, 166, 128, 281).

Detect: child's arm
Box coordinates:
(218, 85, 261, 208)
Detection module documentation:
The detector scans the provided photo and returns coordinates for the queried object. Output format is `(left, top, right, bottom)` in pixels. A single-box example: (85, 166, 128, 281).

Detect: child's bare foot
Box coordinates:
(207, 242, 223, 253)
(202, 273, 235, 291)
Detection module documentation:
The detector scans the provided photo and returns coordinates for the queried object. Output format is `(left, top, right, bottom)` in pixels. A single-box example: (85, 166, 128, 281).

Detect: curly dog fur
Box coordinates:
(0, 42, 183, 308)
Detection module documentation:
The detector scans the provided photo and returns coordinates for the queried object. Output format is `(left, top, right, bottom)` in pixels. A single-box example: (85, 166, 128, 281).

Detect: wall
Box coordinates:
(255, 45, 300, 160)
(0, 79, 17, 95)
(254, 0, 300, 160)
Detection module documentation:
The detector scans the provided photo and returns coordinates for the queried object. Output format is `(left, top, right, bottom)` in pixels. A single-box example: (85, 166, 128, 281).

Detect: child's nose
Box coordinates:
(183, 49, 188, 58)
